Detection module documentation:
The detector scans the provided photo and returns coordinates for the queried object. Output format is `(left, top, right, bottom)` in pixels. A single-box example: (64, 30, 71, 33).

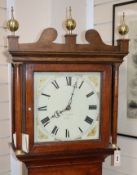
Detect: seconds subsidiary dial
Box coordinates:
(34, 72, 101, 142)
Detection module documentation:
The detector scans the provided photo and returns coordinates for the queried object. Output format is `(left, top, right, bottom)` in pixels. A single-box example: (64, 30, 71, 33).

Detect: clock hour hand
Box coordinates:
(58, 105, 71, 114)
(50, 108, 68, 119)
(51, 111, 60, 119)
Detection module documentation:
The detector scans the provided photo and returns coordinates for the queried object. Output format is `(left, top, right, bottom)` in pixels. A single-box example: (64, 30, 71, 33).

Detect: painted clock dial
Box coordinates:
(34, 72, 101, 142)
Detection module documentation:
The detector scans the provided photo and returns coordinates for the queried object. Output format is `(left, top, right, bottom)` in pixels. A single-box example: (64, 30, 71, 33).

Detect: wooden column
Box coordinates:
(13, 62, 22, 150)
(111, 63, 120, 145)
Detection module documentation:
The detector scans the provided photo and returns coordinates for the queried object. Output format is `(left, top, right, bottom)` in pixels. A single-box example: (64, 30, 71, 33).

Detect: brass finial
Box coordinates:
(7, 6, 19, 34)
(65, 6, 76, 35)
(118, 12, 129, 38)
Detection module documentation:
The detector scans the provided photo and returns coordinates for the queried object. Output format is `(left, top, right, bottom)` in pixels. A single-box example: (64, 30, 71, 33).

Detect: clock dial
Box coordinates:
(34, 72, 101, 142)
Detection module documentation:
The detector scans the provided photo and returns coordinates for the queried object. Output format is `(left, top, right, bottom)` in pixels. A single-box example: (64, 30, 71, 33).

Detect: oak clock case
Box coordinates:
(8, 28, 129, 175)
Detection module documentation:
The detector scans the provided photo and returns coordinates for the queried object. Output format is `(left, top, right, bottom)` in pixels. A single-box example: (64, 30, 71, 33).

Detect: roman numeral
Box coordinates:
(89, 105, 97, 110)
(66, 77, 72, 86)
(41, 93, 51, 97)
(52, 80, 59, 89)
(38, 106, 47, 111)
(65, 129, 70, 138)
(79, 81, 84, 89)
(78, 127, 83, 133)
(41, 117, 50, 126)
(51, 126, 59, 135)
(86, 91, 94, 98)
(85, 116, 93, 125)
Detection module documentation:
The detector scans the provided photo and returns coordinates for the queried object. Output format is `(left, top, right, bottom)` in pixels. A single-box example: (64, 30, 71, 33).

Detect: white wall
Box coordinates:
(0, 0, 11, 175)
(14, 0, 51, 43)
(94, 0, 137, 175)
(14, 0, 93, 43)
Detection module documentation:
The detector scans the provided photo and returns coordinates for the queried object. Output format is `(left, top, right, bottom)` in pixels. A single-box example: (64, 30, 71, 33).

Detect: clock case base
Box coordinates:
(16, 147, 114, 175)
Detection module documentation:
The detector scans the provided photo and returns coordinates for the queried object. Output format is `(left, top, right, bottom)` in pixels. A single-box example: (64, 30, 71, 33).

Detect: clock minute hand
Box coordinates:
(65, 81, 77, 110)
(53, 81, 78, 115)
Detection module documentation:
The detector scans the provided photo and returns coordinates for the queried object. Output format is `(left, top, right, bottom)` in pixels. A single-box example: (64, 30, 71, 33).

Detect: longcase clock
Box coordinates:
(8, 28, 128, 175)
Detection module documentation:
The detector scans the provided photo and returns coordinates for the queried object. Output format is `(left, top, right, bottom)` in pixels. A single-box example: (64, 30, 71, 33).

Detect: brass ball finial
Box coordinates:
(7, 6, 19, 34)
(65, 6, 76, 35)
(118, 12, 129, 37)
